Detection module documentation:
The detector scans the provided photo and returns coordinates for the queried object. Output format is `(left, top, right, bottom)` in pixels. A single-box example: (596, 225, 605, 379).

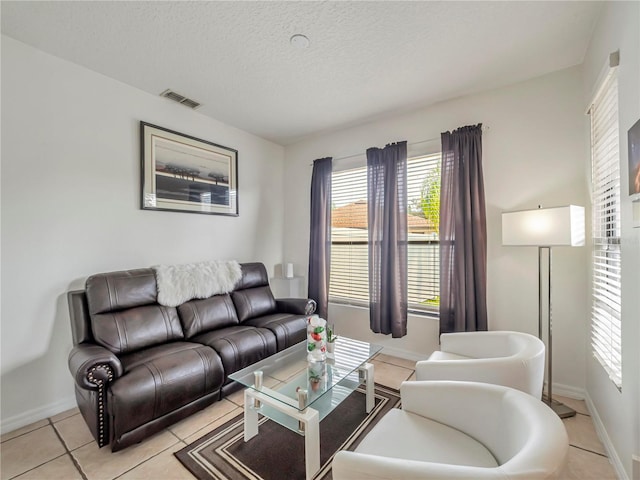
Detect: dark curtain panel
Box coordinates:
(308, 157, 332, 319)
(366, 142, 408, 338)
(439, 124, 487, 334)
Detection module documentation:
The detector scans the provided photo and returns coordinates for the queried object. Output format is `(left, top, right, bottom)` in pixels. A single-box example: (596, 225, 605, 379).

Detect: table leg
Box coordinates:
(304, 409, 320, 480)
(360, 362, 375, 413)
(244, 389, 259, 441)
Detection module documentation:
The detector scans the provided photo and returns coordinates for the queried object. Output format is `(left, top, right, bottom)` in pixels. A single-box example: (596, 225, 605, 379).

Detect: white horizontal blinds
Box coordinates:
(329, 153, 441, 311)
(590, 68, 622, 388)
(407, 154, 441, 310)
(330, 166, 369, 303)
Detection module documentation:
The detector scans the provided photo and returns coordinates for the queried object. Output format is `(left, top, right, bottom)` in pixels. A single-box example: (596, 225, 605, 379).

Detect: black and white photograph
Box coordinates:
(141, 122, 238, 216)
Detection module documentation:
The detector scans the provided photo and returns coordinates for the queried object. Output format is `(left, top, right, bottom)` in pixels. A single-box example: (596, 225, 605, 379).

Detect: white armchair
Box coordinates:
(415, 330, 545, 398)
(332, 381, 569, 480)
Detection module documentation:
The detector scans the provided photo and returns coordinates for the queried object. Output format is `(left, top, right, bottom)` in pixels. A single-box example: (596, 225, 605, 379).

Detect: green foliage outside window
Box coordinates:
(420, 165, 440, 234)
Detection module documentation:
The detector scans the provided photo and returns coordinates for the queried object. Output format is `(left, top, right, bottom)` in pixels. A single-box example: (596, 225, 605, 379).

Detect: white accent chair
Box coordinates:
(415, 330, 545, 398)
(332, 381, 569, 480)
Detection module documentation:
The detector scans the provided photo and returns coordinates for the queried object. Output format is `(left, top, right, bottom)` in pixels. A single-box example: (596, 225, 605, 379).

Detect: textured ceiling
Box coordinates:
(1, 1, 602, 145)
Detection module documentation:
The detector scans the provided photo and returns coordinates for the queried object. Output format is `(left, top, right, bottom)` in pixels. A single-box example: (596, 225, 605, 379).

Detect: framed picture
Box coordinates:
(629, 118, 640, 196)
(140, 122, 238, 216)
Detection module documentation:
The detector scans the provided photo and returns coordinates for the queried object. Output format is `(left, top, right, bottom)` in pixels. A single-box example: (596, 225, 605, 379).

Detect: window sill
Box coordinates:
(328, 300, 439, 321)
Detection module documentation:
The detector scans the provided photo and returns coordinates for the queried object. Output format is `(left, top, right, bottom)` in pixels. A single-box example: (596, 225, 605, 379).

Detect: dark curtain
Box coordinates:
(439, 124, 487, 334)
(366, 142, 408, 338)
(308, 157, 332, 319)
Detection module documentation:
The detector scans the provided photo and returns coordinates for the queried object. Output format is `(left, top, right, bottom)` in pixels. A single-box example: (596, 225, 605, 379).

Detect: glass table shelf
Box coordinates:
(229, 336, 382, 412)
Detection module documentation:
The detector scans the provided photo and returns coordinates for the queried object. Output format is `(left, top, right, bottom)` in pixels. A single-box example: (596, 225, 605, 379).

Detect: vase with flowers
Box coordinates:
(306, 315, 327, 362)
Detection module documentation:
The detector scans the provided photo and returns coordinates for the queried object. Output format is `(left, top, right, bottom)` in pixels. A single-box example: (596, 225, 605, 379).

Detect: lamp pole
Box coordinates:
(539, 245, 575, 418)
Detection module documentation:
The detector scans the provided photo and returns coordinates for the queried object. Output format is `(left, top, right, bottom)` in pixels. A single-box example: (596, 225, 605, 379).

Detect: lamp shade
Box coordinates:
(502, 205, 585, 247)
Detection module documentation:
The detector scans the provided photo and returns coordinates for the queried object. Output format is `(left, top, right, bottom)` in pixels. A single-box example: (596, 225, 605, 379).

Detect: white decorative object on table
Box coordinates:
(285, 262, 294, 278)
(306, 315, 327, 362)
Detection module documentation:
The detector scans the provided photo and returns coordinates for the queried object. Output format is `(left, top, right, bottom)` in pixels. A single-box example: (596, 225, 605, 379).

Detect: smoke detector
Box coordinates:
(290, 34, 310, 49)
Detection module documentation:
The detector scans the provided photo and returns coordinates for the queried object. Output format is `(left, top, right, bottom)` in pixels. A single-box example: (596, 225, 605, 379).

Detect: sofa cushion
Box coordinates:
(236, 263, 269, 289)
(91, 304, 184, 355)
(244, 313, 307, 351)
(192, 325, 277, 379)
(109, 342, 225, 436)
(86, 269, 157, 314)
(178, 294, 239, 338)
(118, 341, 214, 373)
(85, 268, 184, 354)
(232, 286, 277, 322)
(355, 409, 498, 468)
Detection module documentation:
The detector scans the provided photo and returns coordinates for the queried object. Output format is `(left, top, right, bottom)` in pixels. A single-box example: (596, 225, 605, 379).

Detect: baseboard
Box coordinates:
(0, 395, 77, 435)
(584, 392, 629, 480)
(548, 382, 586, 400)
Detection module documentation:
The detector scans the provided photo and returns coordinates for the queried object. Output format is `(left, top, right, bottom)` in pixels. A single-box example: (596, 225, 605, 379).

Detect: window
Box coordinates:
(329, 153, 441, 312)
(589, 68, 622, 388)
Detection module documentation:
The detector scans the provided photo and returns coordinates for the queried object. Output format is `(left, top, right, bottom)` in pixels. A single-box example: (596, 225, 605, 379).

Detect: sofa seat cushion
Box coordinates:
(355, 409, 498, 468)
(119, 341, 214, 372)
(428, 350, 474, 361)
(109, 342, 224, 435)
(192, 326, 277, 379)
(357, 408, 498, 467)
(244, 313, 307, 351)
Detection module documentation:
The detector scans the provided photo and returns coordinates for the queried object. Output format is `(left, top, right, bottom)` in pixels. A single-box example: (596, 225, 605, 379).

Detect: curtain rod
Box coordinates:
(332, 137, 438, 163)
(310, 125, 489, 165)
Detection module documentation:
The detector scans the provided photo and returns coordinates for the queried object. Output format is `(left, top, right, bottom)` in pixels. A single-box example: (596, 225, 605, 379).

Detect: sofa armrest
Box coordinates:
(68, 344, 123, 390)
(276, 298, 317, 315)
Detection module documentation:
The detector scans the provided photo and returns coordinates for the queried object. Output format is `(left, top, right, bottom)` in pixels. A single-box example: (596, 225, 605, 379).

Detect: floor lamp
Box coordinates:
(502, 205, 585, 419)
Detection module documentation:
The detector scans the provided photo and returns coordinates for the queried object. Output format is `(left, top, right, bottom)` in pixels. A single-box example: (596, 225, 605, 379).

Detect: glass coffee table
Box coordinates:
(229, 337, 382, 480)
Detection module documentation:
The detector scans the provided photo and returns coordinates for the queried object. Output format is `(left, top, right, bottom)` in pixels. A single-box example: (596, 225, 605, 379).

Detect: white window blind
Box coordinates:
(329, 153, 441, 312)
(589, 68, 622, 388)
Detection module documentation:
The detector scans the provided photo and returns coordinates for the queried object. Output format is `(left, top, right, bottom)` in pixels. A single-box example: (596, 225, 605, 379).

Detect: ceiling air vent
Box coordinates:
(160, 89, 201, 110)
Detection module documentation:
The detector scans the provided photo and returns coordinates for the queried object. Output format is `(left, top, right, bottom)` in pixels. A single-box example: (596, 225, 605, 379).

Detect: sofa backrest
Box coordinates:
(235, 262, 270, 289)
(68, 262, 281, 350)
(85, 269, 184, 355)
(178, 294, 240, 338)
(232, 263, 277, 322)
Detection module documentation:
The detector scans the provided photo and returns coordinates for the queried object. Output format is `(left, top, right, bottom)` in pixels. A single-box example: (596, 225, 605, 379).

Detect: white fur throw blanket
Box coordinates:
(153, 260, 242, 307)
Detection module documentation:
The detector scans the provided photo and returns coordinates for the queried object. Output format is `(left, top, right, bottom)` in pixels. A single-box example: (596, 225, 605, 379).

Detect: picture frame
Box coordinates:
(140, 122, 238, 216)
(628, 117, 640, 196)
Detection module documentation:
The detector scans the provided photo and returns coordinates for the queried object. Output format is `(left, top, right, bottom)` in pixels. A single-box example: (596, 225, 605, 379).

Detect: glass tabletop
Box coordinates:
(229, 336, 382, 413)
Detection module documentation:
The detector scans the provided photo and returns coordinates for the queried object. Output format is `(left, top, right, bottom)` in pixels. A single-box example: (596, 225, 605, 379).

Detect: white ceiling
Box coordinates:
(1, 1, 602, 145)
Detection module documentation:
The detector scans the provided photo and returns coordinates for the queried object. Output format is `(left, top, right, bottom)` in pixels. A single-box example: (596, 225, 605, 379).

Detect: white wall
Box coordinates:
(283, 66, 590, 386)
(0, 36, 286, 431)
(582, 2, 640, 478)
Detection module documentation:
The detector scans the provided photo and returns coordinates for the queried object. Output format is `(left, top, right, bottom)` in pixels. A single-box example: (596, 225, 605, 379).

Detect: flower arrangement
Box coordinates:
(306, 315, 327, 362)
(326, 324, 337, 343)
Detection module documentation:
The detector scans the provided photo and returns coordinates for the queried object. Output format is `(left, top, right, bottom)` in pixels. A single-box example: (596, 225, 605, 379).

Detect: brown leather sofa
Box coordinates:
(67, 262, 315, 451)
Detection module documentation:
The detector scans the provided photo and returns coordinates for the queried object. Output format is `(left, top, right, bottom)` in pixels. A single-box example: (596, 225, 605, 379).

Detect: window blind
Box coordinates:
(589, 68, 622, 388)
(329, 154, 441, 312)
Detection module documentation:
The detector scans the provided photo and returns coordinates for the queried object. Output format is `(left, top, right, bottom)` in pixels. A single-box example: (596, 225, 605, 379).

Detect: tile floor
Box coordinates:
(1, 354, 619, 480)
